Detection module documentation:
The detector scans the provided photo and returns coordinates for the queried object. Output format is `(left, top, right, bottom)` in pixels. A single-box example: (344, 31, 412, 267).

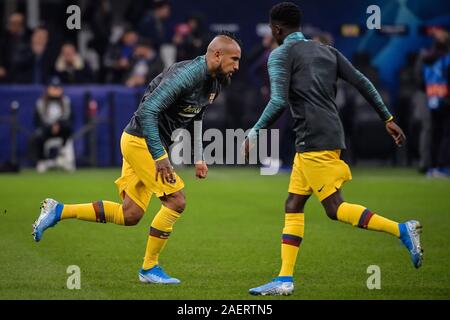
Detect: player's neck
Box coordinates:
(286, 28, 300, 34)
(282, 29, 300, 43)
(205, 56, 218, 78)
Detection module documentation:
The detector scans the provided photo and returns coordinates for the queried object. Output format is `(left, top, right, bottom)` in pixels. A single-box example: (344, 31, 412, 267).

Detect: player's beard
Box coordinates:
(217, 73, 231, 87)
(217, 66, 232, 87)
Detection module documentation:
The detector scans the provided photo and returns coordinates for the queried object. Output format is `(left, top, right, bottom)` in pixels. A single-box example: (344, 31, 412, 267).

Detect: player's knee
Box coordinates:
(123, 206, 144, 226)
(122, 193, 145, 226)
(162, 192, 186, 213)
(284, 193, 307, 213)
(321, 192, 343, 221)
(172, 196, 186, 213)
(285, 198, 299, 213)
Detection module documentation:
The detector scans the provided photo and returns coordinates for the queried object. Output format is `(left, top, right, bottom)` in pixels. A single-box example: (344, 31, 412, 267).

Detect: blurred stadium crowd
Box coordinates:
(0, 0, 449, 177)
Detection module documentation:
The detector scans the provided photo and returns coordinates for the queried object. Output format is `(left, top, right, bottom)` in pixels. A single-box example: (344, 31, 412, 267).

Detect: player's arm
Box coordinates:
(192, 108, 208, 179)
(334, 47, 406, 146)
(137, 65, 201, 183)
(243, 48, 291, 156)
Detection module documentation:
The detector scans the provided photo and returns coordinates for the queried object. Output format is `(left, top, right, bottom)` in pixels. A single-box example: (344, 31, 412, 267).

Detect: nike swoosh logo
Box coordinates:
(318, 185, 325, 192)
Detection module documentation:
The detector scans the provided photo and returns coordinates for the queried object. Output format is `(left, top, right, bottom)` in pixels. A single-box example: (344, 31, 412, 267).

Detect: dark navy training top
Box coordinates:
(125, 55, 221, 159)
(249, 32, 393, 152)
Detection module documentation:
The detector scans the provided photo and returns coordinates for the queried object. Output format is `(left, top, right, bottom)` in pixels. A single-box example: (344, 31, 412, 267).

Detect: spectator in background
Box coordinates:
(125, 40, 164, 87)
(84, 0, 113, 82)
(173, 13, 211, 61)
(30, 77, 75, 173)
(420, 28, 450, 178)
(55, 43, 94, 84)
(11, 26, 54, 84)
(0, 12, 30, 82)
(352, 51, 380, 86)
(84, 39, 101, 77)
(104, 29, 139, 83)
(138, 0, 173, 50)
(125, 0, 153, 29)
(398, 54, 420, 143)
(312, 31, 334, 46)
(248, 32, 278, 102)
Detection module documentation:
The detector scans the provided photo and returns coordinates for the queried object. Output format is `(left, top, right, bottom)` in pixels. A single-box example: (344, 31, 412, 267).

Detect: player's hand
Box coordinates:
(241, 137, 256, 162)
(195, 161, 208, 179)
(155, 157, 176, 184)
(386, 121, 406, 147)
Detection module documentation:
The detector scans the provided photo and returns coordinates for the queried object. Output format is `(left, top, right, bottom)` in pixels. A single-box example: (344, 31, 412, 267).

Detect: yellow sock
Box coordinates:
(60, 201, 124, 225)
(279, 213, 304, 277)
(142, 205, 181, 270)
(336, 202, 399, 237)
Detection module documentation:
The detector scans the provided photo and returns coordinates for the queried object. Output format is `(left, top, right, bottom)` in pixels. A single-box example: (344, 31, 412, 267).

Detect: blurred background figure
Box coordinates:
(397, 52, 422, 167)
(55, 43, 94, 84)
(419, 28, 450, 178)
(84, 0, 113, 82)
(0, 12, 30, 83)
(246, 29, 278, 122)
(173, 13, 211, 61)
(11, 26, 54, 84)
(248, 31, 278, 104)
(137, 0, 173, 50)
(312, 31, 334, 46)
(104, 29, 139, 83)
(30, 77, 75, 173)
(125, 40, 164, 87)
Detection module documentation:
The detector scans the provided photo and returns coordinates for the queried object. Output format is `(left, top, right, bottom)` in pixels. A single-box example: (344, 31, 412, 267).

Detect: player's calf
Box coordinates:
(323, 191, 402, 238)
(142, 196, 184, 271)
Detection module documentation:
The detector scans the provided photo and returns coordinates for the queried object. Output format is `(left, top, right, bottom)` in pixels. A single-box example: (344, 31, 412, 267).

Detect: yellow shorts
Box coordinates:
(288, 150, 352, 202)
(114, 132, 185, 211)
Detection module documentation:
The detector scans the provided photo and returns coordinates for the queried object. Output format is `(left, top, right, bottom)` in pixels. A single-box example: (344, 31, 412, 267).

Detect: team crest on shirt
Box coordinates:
(179, 105, 201, 118)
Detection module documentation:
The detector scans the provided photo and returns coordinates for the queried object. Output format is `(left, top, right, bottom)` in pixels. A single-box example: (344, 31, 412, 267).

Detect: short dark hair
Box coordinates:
(153, 0, 170, 9)
(217, 30, 243, 48)
(270, 2, 301, 29)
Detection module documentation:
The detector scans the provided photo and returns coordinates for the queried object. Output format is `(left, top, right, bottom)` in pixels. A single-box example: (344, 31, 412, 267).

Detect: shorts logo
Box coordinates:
(318, 185, 325, 192)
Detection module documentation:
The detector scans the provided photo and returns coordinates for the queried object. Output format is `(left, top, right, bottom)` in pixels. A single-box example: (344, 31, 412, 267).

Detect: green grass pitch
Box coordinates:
(0, 167, 449, 299)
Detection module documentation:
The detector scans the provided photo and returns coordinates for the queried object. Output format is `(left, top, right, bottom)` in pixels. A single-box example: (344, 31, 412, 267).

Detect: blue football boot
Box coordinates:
(399, 220, 423, 268)
(249, 276, 294, 296)
(138, 265, 181, 284)
(32, 198, 63, 242)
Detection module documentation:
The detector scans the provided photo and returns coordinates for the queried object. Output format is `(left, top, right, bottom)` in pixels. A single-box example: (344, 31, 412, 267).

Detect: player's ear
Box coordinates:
(275, 24, 282, 35)
(214, 50, 222, 62)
